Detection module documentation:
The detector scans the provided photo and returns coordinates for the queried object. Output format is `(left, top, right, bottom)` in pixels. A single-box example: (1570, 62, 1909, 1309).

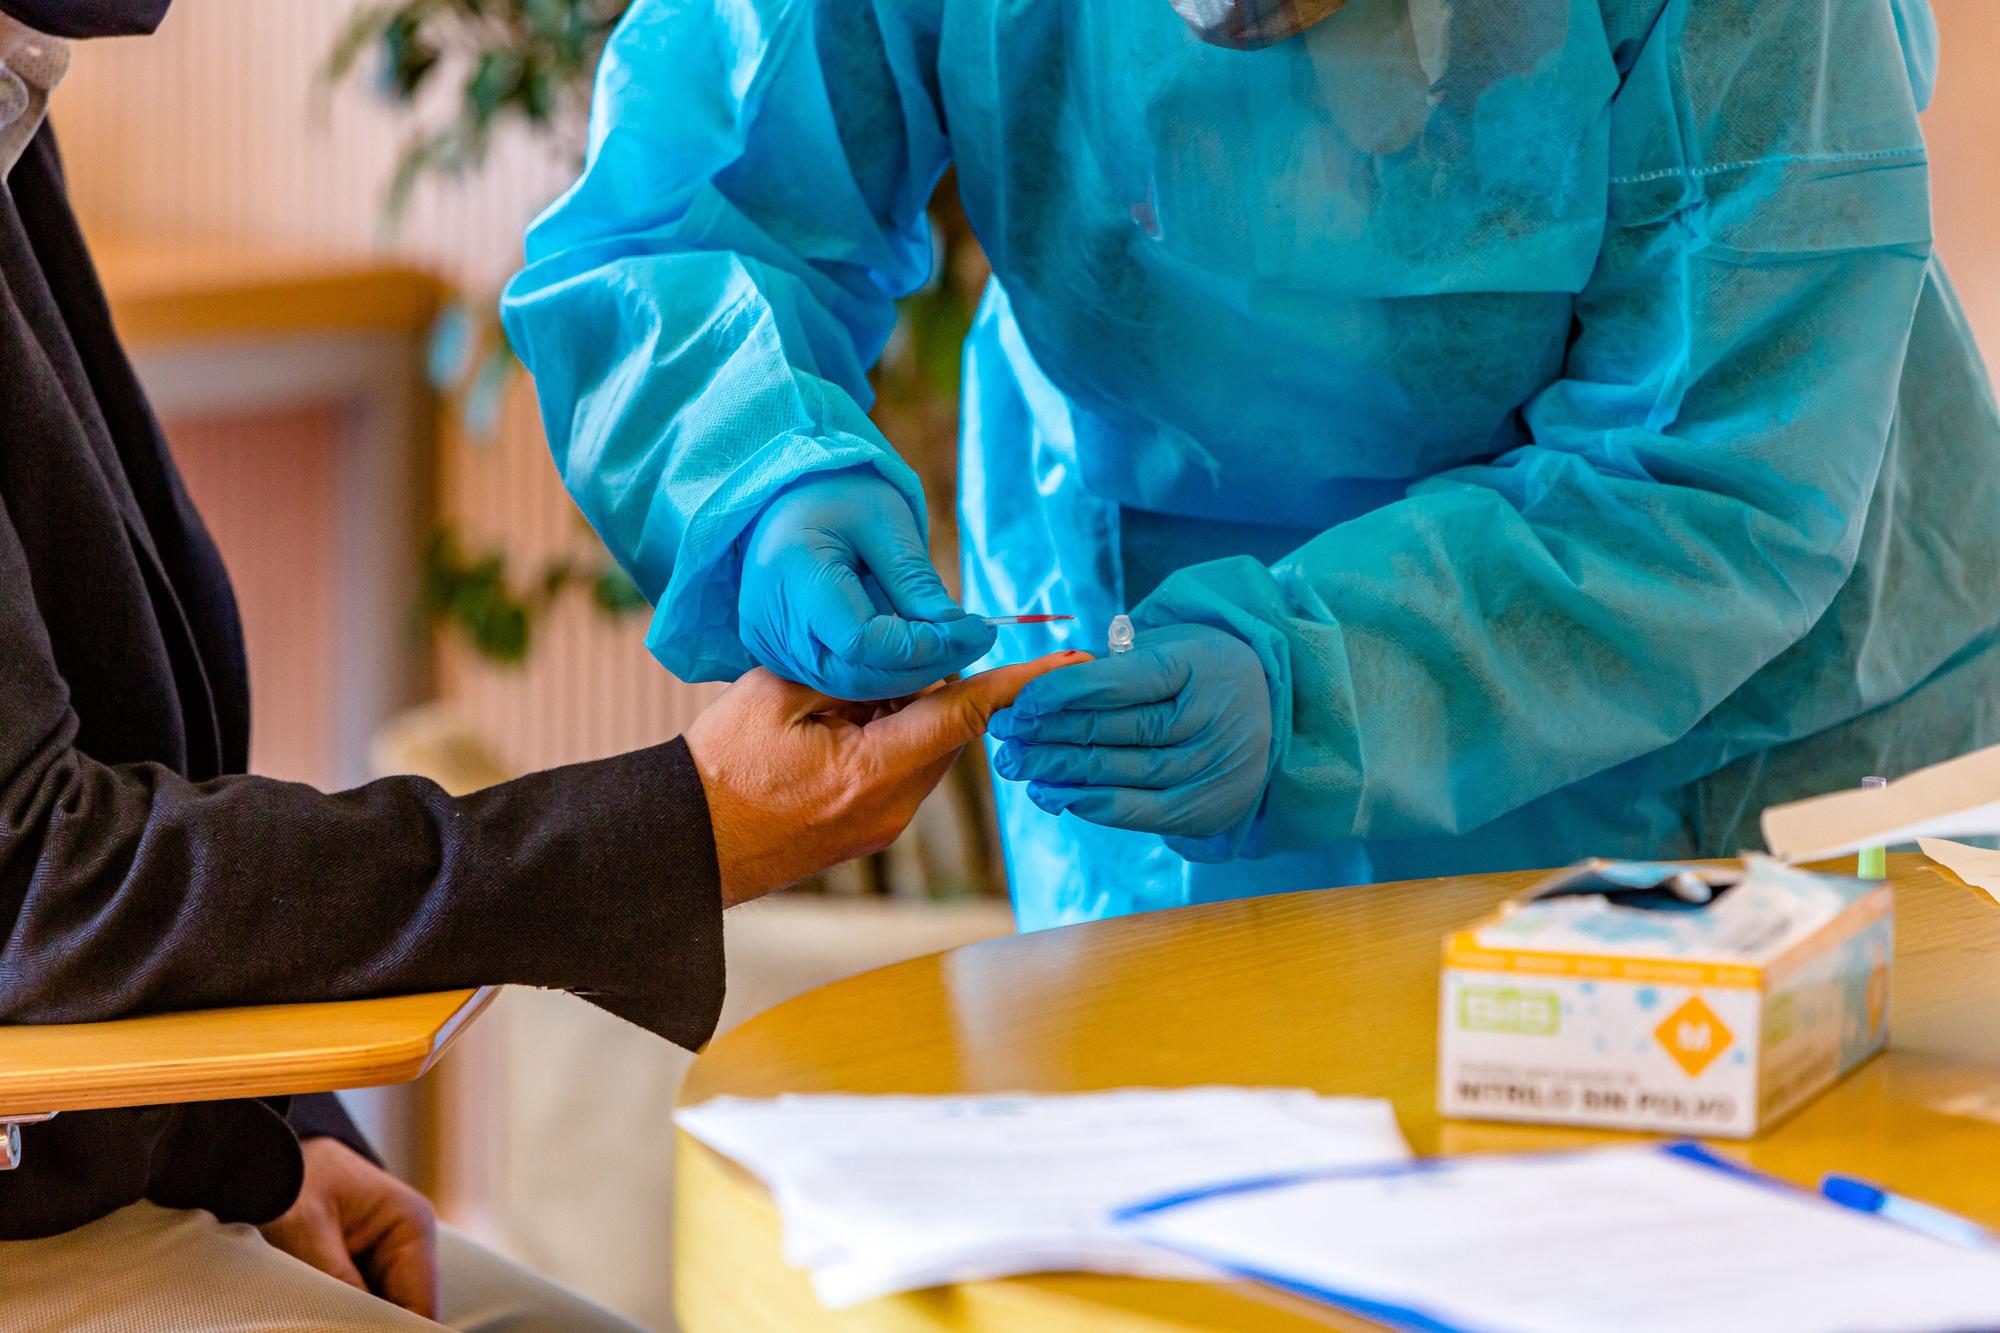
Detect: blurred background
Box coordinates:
(46, 2, 2000, 1327)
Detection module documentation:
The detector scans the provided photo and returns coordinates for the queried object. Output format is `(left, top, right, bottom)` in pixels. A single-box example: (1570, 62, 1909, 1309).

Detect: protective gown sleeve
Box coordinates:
(1136, 0, 1937, 856)
(500, 0, 950, 683)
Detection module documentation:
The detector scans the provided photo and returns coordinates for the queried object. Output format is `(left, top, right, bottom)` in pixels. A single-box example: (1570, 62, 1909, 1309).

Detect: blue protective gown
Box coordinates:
(503, 0, 2000, 931)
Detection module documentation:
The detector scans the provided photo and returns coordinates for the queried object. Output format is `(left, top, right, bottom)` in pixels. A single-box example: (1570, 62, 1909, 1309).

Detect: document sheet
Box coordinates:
(1919, 837, 2000, 902)
(1120, 1145, 2000, 1333)
(675, 1087, 1408, 1307)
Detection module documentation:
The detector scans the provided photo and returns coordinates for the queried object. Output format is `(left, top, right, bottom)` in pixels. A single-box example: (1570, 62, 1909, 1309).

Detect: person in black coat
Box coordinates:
(0, 4, 1077, 1327)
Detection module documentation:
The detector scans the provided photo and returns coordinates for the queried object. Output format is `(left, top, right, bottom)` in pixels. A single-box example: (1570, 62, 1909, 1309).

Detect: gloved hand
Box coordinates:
(739, 471, 996, 700)
(989, 623, 1273, 847)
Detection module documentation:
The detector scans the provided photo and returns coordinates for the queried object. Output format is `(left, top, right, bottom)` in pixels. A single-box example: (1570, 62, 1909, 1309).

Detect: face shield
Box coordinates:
(1062, 1, 1584, 299)
(1170, 0, 1351, 50)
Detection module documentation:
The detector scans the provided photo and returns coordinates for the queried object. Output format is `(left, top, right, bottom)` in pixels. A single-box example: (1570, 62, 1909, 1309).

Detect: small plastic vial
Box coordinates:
(1107, 614, 1135, 655)
(1857, 776, 1888, 881)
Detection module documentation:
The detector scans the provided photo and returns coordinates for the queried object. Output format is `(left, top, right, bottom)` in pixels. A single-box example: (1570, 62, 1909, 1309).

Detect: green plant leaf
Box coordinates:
(523, 0, 571, 40)
(326, 4, 394, 81)
(521, 59, 558, 122)
(379, 14, 441, 101)
(465, 592, 531, 662)
(382, 132, 440, 224)
(420, 524, 647, 666)
(467, 49, 527, 127)
(328, 0, 636, 219)
(592, 565, 649, 615)
(537, 558, 580, 603)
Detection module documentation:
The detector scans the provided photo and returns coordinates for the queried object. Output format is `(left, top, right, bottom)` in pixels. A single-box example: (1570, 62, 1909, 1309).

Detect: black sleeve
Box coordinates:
(285, 1092, 384, 1168)
(0, 510, 727, 1051)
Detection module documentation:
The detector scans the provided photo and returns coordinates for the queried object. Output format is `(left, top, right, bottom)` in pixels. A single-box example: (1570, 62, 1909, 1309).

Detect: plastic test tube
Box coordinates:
(1857, 775, 1888, 881)
(982, 614, 1074, 626)
(1108, 614, 1135, 655)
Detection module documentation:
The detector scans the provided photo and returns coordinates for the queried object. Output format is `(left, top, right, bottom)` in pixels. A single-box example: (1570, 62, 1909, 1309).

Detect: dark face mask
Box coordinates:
(1171, 0, 1349, 50)
(0, 0, 169, 40)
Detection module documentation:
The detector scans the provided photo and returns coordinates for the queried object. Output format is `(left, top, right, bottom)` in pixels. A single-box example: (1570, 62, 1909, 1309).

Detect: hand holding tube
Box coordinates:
(738, 472, 996, 700)
(989, 623, 1272, 851)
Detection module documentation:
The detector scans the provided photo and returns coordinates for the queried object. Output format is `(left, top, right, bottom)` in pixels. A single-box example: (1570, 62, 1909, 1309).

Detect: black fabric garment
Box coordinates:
(0, 118, 727, 1241)
(0, 0, 170, 40)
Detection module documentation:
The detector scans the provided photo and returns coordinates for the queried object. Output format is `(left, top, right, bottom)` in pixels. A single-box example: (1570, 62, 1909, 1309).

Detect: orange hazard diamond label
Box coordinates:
(1655, 995, 1733, 1078)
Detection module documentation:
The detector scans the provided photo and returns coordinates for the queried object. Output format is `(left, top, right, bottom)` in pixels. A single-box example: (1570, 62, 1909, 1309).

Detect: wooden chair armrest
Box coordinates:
(0, 988, 498, 1119)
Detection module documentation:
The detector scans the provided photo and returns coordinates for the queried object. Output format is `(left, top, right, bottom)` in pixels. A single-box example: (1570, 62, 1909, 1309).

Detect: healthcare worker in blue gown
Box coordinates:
(504, 0, 2000, 931)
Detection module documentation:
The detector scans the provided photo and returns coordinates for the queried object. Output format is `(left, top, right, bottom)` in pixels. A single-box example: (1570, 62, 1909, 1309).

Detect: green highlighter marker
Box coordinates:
(1858, 775, 1888, 881)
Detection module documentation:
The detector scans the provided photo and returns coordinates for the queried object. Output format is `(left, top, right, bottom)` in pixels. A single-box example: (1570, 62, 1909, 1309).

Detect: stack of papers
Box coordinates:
(674, 1087, 1408, 1307)
(1118, 1144, 2000, 1333)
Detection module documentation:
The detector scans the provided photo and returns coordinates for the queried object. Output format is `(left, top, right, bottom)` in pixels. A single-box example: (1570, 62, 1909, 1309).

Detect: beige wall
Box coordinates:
(56, 2, 560, 290)
(1925, 1, 2000, 369)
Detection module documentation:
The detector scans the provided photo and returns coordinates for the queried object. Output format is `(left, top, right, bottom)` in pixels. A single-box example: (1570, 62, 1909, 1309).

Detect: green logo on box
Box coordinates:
(1459, 986, 1561, 1036)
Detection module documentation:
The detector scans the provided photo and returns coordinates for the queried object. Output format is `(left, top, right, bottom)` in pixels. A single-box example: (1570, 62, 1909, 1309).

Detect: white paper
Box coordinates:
(675, 1088, 1408, 1307)
(1919, 838, 2000, 902)
(1124, 1147, 2000, 1333)
(1761, 741, 2000, 863)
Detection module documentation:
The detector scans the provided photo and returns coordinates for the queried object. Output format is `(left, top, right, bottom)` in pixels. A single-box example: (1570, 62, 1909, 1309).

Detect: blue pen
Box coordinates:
(1821, 1174, 1994, 1250)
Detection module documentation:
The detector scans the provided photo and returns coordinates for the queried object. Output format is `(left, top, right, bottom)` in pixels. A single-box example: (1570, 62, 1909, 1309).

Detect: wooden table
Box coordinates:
(675, 854, 2000, 1331)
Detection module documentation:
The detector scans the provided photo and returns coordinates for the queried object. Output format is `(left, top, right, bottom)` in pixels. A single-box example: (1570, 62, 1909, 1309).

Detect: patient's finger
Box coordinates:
(867, 651, 1092, 766)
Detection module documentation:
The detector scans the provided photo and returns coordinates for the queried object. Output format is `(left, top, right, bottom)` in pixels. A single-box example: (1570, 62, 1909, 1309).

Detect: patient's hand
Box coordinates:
(261, 1137, 438, 1318)
(687, 651, 1088, 906)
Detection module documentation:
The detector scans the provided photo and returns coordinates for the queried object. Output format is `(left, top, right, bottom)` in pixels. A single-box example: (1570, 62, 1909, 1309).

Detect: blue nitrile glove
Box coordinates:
(989, 623, 1273, 851)
(739, 472, 996, 700)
